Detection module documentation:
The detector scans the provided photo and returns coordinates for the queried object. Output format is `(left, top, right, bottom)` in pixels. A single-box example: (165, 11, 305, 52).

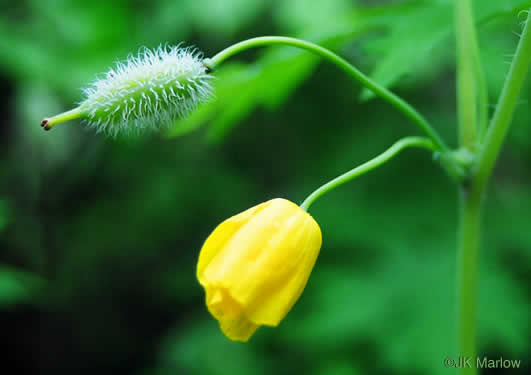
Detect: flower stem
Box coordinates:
(300, 136, 435, 211)
(41, 107, 83, 131)
(206, 36, 449, 152)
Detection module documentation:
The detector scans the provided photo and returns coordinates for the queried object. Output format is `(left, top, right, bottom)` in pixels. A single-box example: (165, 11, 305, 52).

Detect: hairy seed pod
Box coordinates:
(41, 45, 214, 136)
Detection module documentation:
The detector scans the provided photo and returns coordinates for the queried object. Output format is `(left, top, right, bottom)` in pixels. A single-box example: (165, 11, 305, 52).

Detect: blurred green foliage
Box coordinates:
(0, 0, 529, 374)
(0, 200, 7, 232)
(0, 264, 44, 307)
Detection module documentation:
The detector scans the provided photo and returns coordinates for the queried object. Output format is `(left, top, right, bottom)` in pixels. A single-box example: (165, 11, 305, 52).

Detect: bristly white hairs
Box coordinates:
(79, 44, 214, 136)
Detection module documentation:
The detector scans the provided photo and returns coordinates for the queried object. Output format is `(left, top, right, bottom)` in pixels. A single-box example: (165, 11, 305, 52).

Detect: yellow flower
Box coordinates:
(197, 198, 322, 342)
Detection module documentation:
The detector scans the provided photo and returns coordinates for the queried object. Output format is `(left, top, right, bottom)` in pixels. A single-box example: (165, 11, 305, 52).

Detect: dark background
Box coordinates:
(0, 0, 529, 374)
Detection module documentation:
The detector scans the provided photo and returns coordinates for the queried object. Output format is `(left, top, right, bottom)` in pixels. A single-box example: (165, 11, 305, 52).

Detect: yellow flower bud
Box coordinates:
(197, 198, 322, 342)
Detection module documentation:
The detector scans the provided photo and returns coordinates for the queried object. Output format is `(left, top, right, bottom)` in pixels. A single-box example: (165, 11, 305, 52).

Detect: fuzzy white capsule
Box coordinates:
(41, 45, 214, 136)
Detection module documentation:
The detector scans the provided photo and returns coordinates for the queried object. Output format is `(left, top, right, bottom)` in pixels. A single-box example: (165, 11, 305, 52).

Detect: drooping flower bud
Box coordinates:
(41, 45, 213, 136)
(197, 198, 322, 341)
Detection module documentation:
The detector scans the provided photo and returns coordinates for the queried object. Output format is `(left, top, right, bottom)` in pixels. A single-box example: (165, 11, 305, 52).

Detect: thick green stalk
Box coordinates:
(456, 187, 482, 375)
(300, 137, 435, 210)
(205, 36, 449, 152)
(455, 10, 531, 375)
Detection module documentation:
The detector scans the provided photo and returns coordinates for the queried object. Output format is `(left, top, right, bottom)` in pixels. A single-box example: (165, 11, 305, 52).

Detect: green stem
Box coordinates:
(206, 36, 449, 152)
(300, 136, 435, 210)
(456, 187, 482, 375)
(455, 10, 531, 375)
(474, 51, 489, 142)
(41, 107, 83, 131)
(456, 0, 487, 149)
(474, 10, 531, 193)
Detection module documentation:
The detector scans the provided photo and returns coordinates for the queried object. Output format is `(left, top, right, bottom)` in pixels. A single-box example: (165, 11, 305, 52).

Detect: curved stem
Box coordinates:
(300, 136, 435, 210)
(205, 36, 449, 152)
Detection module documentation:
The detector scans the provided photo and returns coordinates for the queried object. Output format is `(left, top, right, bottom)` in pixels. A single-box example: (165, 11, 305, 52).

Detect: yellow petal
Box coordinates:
(205, 287, 259, 342)
(201, 199, 298, 292)
(246, 213, 322, 325)
(197, 201, 267, 284)
(197, 198, 322, 341)
(209, 199, 321, 325)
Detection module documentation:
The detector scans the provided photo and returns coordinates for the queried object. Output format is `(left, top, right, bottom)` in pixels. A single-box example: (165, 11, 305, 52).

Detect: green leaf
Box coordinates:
(360, 0, 531, 102)
(360, 1, 454, 102)
(167, 50, 320, 141)
(206, 52, 320, 142)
